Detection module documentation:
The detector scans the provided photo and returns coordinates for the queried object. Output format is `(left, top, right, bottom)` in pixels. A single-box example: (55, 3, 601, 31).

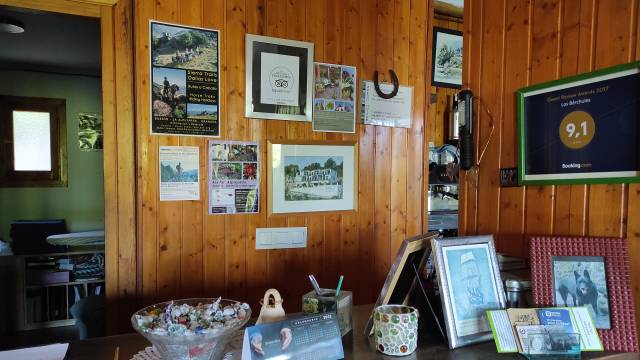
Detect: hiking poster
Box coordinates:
(208, 140, 259, 214)
(159, 146, 200, 201)
(150, 21, 220, 137)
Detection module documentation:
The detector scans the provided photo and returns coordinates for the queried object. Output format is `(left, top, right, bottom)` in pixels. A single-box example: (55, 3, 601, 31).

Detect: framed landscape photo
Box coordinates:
(529, 236, 639, 352)
(517, 61, 640, 185)
(267, 141, 357, 215)
(431, 27, 463, 89)
(245, 34, 314, 121)
(432, 235, 506, 349)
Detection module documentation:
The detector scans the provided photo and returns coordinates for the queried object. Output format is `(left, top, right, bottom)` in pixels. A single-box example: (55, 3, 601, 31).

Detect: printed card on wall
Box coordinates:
(312, 62, 357, 133)
(208, 140, 259, 214)
(159, 146, 200, 201)
(361, 80, 413, 128)
(150, 21, 220, 137)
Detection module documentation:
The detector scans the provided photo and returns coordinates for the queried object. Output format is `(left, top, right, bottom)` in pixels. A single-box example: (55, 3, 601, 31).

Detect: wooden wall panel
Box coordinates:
(133, 0, 432, 315)
(461, 0, 640, 329)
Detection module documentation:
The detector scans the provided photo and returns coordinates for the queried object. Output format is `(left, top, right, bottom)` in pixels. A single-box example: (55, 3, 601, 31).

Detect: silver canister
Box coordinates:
(504, 278, 532, 308)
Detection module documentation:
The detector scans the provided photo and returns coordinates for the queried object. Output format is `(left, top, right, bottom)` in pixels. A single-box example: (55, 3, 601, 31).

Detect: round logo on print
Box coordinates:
(269, 66, 294, 90)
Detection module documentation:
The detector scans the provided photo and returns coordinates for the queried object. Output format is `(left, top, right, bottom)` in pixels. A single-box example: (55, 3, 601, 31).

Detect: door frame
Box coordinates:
(0, 0, 136, 333)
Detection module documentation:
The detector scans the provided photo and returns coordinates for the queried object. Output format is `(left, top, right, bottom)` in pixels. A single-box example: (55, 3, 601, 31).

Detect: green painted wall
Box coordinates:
(0, 70, 104, 242)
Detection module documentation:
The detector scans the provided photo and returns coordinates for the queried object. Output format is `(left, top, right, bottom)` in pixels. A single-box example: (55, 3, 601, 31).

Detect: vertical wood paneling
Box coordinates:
(523, 0, 560, 239)
(355, 0, 377, 303)
(202, 0, 227, 298)
(373, 0, 393, 298)
(155, 0, 182, 302)
(476, 0, 505, 239)
(498, 0, 530, 256)
(463, 0, 640, 329)
(132, 0, 432, 316)
(407, 0, 427, 237)
(179, 0, 204, 299)
(588, 0, 635, 238)
(136, 0, 158, 306)
(390, 0, 409, 257)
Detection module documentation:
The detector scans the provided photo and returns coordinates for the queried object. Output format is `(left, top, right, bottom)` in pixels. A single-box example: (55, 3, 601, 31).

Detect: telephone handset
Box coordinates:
(456, 90, 474, 170)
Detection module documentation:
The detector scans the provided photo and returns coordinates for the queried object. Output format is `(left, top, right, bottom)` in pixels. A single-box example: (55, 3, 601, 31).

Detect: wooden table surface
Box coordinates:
(65, 304, 639, 359)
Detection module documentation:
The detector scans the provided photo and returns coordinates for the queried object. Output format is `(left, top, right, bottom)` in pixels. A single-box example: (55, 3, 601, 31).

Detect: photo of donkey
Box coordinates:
(151, 22, 218, 72)
(552, 256, 611, 329)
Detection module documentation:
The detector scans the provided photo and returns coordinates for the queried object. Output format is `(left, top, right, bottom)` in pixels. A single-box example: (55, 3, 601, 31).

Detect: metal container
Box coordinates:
(504, 278, 532, 308)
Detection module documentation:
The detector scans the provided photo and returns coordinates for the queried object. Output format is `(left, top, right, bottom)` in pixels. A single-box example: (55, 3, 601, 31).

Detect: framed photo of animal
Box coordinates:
(530, 236, 638, 352)
(551, 256, 610, 329)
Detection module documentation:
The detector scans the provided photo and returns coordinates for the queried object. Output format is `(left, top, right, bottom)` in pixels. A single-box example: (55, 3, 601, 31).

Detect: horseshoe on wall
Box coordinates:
(373, 69, 399, 99)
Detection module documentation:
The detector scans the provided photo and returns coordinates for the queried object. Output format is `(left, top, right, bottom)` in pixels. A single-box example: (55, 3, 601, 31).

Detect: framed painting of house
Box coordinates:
(267, 141, 358, 215)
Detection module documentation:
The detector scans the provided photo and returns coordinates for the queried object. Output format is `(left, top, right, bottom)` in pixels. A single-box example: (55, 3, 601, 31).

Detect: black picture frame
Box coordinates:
(431, 27, 463, 89)
(245, 34, 314, 121)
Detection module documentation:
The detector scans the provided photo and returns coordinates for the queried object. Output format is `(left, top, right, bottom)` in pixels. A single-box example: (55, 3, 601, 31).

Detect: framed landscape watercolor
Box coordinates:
(267, 141, 357, 215)
(431, 27, 463, 89)
(245, 34, 314, 121)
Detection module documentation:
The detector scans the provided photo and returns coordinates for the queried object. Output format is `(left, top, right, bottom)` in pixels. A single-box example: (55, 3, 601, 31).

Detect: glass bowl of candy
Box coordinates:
(131, 297, 251, 360)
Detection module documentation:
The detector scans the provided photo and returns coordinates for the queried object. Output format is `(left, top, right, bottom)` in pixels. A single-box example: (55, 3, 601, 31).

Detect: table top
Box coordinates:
(65, 304, 639, 360)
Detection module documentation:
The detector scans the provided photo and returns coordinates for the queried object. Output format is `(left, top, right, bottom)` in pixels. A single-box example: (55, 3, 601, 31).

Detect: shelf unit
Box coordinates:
(15, 249, 104, 331)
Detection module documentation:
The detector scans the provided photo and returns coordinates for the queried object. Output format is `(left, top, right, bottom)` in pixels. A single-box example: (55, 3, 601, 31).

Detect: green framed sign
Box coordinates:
(517, 61, 640, 185)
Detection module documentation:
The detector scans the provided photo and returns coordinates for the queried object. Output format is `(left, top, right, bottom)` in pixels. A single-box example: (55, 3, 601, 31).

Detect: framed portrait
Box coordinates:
(431, 27, 463, 89)
(364, 232, 440, 337)
(517, 61, 640, 185)
(530, 235, 639, 352)
(432, 235, 506, 349)
(267, 141, 357, 215)
(245, 34, 314, 121)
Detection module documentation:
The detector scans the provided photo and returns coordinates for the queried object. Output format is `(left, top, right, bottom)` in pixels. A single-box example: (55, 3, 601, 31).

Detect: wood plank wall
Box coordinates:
(427, 16, 463, 147)
(134, 0, 431, 313)
(460, 0, 640, 328)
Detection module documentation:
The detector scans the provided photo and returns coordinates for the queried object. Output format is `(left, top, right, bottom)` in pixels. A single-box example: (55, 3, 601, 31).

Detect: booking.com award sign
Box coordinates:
(517, 61, 640, 185)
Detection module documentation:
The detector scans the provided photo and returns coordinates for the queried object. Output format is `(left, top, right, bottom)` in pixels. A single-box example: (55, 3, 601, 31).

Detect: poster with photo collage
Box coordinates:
(208, 140, 259, 214)
(312, 62, 357, 133)
(150, 21, 220, 136)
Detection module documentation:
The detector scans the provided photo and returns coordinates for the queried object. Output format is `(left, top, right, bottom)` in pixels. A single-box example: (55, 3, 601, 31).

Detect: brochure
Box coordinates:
(487, 306, 603, 353)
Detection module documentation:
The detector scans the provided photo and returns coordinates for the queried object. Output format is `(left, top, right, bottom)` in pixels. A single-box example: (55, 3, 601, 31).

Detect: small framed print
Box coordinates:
(551, 256, 610, 329)
(245, 34, 314, 121)
(432, 235, 506, 349)
(431, 27, 463, 89)
(267, 141, 357, 215)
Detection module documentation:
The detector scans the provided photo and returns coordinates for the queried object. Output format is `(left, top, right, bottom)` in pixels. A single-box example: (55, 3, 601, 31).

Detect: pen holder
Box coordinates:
(302, 288, 352, 336)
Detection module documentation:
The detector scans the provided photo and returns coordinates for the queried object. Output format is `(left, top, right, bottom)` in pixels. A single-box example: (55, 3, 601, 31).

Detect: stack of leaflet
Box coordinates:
(486, 307, 603, 358)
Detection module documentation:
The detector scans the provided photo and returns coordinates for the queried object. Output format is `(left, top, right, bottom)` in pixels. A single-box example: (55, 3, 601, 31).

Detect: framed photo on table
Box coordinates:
(431, 27, 463, 89)
(245, 34, 314, 121)
(267, 141, 357, 215)
(432, 235, 506, 349)
(364, 232, 440, 337)
(529, 235, 639, 352)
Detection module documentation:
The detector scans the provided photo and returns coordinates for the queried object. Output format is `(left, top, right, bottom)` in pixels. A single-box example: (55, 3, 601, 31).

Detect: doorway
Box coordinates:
(0, 0, 135, 343)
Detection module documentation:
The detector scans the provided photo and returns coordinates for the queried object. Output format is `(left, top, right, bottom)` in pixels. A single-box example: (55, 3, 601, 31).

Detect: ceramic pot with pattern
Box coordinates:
(373, 304, 419, 356)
